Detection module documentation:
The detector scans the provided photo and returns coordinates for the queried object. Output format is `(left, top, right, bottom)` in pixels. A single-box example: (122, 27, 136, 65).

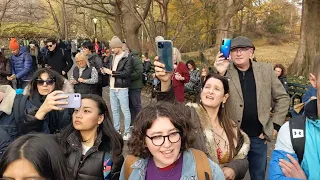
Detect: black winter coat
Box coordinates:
(55, 131, 124, 180)
(278, 75, 289, 92)
(45, 47, 73, 77)
(107, 53, 133, 88)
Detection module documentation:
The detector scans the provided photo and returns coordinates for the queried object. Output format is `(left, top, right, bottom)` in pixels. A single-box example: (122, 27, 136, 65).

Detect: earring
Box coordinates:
(221, 103, 225, 109)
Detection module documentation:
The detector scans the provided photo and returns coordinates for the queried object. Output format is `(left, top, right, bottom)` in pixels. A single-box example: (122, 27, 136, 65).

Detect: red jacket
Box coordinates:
(172, 62, 190, 102)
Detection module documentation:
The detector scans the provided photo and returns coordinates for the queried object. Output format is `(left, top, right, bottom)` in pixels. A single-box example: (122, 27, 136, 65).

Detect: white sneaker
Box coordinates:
(123, 132, 131, 141)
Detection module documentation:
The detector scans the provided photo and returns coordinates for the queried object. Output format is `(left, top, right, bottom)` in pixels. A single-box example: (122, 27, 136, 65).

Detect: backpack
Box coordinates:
(12, 94, 28, 138)
(123, 148, 212, 180)
(289, 115, 306, 163)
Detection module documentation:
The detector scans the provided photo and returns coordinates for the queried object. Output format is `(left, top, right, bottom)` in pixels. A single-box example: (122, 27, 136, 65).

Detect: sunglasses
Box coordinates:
(36, 79, 55, 86)
(47, 44, 53, 47)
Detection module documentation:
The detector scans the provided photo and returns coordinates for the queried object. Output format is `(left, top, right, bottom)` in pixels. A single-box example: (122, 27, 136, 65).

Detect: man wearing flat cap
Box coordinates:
(214, 36, 289, 180)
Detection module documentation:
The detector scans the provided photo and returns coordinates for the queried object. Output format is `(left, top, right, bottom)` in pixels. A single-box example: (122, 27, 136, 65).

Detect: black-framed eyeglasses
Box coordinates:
(36, 79, 55, 86)
(230, 48, 249, 53)
(146, 132, 181, 146)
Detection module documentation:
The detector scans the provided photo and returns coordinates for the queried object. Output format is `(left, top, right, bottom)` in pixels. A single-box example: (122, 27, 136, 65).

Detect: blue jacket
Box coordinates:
(119, 149, 225, 180)
(302, 85, 317, 103)
(10, 46, 33, 81)
(269, 100, 320, 180)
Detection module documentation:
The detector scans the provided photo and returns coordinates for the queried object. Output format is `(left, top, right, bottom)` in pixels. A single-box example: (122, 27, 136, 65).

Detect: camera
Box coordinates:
(158, 42, 164, 49)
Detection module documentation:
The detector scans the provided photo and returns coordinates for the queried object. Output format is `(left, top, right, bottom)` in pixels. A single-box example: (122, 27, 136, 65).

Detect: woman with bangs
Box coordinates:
(153, 59, 250, 180)
(120, 102, 224, 179)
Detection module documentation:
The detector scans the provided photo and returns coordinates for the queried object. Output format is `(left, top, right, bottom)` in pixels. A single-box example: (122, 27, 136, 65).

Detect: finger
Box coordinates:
(286, 154, 300, 169)
(154, 61, 165, 68)
(281, 167, 292, 178)
(50, 90, 65, 96)
(154, 66, 166, 73)
(279, 159, 295, 170)
(154, 56, 159, 61)
(51, 106, 64, 111)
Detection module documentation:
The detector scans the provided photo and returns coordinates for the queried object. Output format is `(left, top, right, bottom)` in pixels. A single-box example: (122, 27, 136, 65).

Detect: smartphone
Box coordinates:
(157, 40, 174, 72)
(220, 38, 231, 59)
(56, 93, 81, 109)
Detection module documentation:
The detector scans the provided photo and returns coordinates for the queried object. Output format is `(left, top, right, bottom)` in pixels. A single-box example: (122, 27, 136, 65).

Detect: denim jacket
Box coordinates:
(119, 149, 225, 180)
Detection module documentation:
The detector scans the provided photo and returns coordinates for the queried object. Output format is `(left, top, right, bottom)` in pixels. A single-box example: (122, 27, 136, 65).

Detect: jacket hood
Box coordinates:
(0, 85, 16, 115)
(186, 102, 250, 162)
(18, 46, 28, 56)
(23, 79, 74, 96)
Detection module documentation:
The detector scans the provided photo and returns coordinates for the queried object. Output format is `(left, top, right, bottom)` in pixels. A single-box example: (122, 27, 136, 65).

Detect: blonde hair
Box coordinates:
(75, 52, 90, 67)
(173, 47, 182, 63)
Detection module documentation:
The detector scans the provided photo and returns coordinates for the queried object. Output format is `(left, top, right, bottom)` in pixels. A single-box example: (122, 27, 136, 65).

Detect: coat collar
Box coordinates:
(67, 130, 103, 150)
(186, 103, 250, 162)
(0, 85, 16, 115)
(228, 61, 262, 101)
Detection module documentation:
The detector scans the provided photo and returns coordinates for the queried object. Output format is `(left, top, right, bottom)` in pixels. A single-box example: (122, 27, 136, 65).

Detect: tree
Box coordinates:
(288, 0, 320, 76)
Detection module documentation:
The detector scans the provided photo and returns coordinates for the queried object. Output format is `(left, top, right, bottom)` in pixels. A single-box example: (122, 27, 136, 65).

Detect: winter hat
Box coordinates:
(109, 36, 123, 48)
(9, 38, 20, 50)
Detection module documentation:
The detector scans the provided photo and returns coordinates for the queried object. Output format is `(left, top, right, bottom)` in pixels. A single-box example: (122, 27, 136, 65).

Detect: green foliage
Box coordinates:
(264, 11, 286, 34)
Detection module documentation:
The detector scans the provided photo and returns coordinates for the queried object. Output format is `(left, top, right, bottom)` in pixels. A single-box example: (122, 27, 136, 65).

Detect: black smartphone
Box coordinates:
(157, 40, 174, 72)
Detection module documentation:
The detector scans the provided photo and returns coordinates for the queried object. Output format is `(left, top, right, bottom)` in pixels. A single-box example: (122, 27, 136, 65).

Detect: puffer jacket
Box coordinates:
(10, 46, 33, 81)
(20, 80, 74, 134)
(107, 52, 133, 88)
(157, 87, 250, 180)
(55, 130, 124, 180)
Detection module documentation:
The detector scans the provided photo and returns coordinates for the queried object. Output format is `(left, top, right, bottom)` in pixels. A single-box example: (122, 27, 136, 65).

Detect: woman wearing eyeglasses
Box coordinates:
(19, 68, 74, 134)
(120, 102, 225, 180)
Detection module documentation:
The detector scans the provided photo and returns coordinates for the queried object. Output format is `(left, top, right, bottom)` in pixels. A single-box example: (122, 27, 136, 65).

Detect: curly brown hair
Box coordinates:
(127, 102, 194, 159)
(274, 64, 286, 77)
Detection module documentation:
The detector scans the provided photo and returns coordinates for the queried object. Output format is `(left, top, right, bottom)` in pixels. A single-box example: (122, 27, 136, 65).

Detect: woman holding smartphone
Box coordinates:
(20, 68, 74, 134)
(22, 93, 124, 179)
(154, 60, 250, 180)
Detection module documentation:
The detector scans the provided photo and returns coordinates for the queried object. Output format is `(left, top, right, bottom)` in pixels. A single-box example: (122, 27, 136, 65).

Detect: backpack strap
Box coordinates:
(191, 148, 213, 180)
(123, 155, 137, 180)
(289, 115, 306, 163)
(13, 95, 28, 125)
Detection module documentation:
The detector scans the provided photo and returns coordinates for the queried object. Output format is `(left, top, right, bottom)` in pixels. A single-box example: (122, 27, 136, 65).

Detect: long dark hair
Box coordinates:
(201, 73, 239, 161)
(60, 94, 123, 162)
(0, 134, 70, 179)
(29, 68, 65, 98)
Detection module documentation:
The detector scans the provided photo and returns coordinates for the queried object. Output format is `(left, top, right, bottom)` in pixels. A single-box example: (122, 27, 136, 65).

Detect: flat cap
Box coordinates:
(231, 36, 255, 50)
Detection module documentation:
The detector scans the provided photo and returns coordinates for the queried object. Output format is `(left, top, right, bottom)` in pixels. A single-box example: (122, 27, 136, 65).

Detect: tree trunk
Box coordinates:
(288, 0, 320, 76)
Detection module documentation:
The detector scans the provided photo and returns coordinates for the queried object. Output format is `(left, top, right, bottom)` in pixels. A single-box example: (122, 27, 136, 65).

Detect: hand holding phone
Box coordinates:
(56, 93, 81, 109)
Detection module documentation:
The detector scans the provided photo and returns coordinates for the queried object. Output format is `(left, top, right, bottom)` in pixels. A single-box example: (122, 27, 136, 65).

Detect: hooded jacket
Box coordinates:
(269, 100, 320, 180)
(10, 46, 33, 81)
(20, 80, 74, 134)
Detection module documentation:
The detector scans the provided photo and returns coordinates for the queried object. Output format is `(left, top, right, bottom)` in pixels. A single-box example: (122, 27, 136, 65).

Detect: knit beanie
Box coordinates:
(109, 36, 123, 48)
(9, 38, 20, 50)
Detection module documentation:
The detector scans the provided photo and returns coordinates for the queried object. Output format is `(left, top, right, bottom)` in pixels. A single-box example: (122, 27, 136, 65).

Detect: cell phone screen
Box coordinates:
(157, 40, 174, 72)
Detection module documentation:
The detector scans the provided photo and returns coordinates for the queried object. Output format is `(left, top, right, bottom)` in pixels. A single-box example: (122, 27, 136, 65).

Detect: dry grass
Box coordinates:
(254, 43, 298, 68)
(182, 42, 299, 68)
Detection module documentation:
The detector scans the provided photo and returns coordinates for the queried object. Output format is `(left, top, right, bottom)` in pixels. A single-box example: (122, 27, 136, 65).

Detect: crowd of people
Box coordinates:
(0, 34, 318, 180)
